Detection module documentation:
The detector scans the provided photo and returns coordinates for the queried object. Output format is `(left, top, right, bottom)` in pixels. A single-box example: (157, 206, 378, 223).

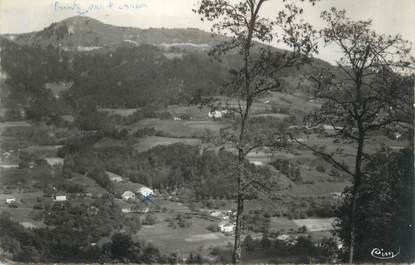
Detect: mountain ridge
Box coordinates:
(3, 15, 228, 52)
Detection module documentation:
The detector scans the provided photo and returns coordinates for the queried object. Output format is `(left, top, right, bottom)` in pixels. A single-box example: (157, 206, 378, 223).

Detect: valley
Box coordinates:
(0, 14, 412, 264)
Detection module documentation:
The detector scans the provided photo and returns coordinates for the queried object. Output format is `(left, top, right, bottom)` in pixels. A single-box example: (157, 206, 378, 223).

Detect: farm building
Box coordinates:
(276, 234, 297, 245)
(208, 109, 228, 119)
(210, 210, 229, 220)
(330, 192, 343, 199)
(218, 221, 235, 233)
(251, 161, 264, 166)
(137, 187, 154, 198)
(54, 194, 67, 201)
(5, 197, 16, 204)
(121, 208, 132, 213)
(122, 191, 136, 201)
(277, 234, 290, 241)
(45, 157, 64, 167)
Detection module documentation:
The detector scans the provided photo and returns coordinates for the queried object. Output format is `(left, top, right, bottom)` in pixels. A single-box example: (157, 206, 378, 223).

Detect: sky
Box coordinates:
(0, 0, 414, 64)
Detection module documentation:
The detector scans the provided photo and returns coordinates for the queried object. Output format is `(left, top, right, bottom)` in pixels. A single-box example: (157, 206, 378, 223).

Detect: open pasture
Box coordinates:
(0, 121, 31, 129)
(99, 107, 140, 116)
(135, 214, 232, 256)
(134, 136, 201, 152)
(293, 218, 335, 232)
(184, 120, 230, 134)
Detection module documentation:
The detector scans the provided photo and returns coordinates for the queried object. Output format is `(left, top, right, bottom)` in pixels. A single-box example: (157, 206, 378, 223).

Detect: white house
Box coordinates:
(45, 157, 64, 167)
(137, 187, 154, 198)
(218, 221, 235, 233)
(251, 161, 264, 166)
(5, 197, 16, 204)
(330, 192, 343, 199)
(210, 210, 229, 220)
(122, 191, 136, 201)
(54, 195, 67, 201)
(208, 109, 229, 119)
(121, 208, 132, 213)
(210, 210, 222, 217)
(276, 234, 290, 242)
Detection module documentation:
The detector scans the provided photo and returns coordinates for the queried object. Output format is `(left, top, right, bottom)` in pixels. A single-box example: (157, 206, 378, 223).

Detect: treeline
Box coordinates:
(0, 38, 230, 122)
(59, 138, 275, 199)
(0, 195, 155, 263)
(335, 149, 414, 262)
(242, 234, 338, 264)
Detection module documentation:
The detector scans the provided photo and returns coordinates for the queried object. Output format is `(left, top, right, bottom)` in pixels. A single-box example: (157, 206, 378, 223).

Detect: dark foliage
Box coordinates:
(335, 149, 414, 262)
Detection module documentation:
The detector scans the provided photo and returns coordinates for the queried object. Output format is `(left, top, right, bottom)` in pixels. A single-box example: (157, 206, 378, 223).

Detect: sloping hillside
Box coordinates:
(0, 16, 340, 118)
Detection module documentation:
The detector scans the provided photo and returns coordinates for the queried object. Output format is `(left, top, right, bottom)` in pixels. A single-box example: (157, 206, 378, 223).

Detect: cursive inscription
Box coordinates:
(54, 0, 147, 15)
(370, 248, 400, 259)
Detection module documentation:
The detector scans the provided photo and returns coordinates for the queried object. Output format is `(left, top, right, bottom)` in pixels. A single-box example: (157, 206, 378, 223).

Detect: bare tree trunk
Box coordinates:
(348, 135, 364, 263)
(232, 164, 244, 263)
(348, 185, 358, 263)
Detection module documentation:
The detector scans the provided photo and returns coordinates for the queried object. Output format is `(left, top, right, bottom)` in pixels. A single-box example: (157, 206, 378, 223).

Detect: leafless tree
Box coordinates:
(295, 8, 413, 263)
(194, 0, 318, 262)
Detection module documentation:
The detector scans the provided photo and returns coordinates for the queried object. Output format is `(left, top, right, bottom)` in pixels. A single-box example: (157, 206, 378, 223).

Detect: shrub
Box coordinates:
(206, 224, 219, 232)
(142, 214, 157, 225)
(159, 111, 173, 120)
(298, 225, 308, 233)
(179, 113, 192, 120)
(243, 235, 256, 251)
(316, 164, 326, 173)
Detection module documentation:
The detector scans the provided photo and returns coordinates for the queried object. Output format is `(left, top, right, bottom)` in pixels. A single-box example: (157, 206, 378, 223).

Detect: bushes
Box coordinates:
(316, 164, 326, 173)
(123, 215, 141, 234)
(186, 253, 203, 264)
(142, 213, 157, 226)
(176, 214, 191, 228)
(179, 113, 192, 120)
(159, 111, 174, 120)
(206, 224, 219, 232)
(271, 158, 302, 183)
(0, 200, 169, 263)
(134, 127, 156, 137)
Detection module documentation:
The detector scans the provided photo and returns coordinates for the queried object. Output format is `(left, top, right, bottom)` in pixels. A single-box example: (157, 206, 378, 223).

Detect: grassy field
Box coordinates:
(253, 113, 290, 119)
(167, 105, 210, 120)
(269, 217, 299, 232)
(134, 198, 234, 257)
(0, 191, 43, 205)
(99, 107, 140, 116)
(293, 218, 335, 232)
(129, 118, 196, 137)
(70, 173, 108, 195)
(129, 118, 231, 137)
(94, 137, 127, 148)
(0, 206, 42, 223)
(20, 145, 63, 155)
(184, 120, 230, 134)
(134, 136, 201, 152)
(0, 121, 31, 129)
(0, 191, 45, 226)
(136, 218, 232, 255)
(289, 182, 350, 197)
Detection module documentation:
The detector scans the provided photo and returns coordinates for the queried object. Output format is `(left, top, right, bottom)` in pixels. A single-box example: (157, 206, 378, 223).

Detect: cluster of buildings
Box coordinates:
(208, 109, 229, 119)
(209, 209, 236, 233)
(121, 186, 154, 202)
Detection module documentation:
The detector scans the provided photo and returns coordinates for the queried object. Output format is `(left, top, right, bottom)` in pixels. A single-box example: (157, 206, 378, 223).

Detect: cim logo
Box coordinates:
(370, 248, 400, 260)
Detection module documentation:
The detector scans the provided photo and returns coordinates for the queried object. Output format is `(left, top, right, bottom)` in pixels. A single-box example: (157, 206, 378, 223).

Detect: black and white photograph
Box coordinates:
(0, 0, 414, 264)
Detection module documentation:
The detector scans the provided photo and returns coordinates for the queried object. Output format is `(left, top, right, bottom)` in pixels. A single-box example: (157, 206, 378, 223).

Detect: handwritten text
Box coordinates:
(54, 0, 147, 15)
(371, 248, 400, 260)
